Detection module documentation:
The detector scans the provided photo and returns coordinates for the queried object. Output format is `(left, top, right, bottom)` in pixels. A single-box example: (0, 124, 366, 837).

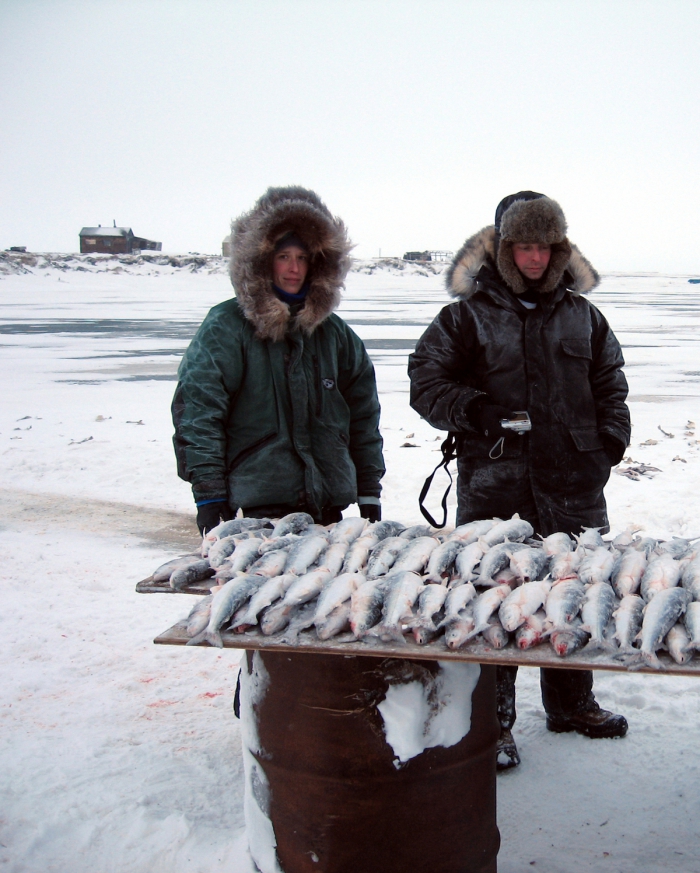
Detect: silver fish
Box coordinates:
(481, 616, 510, 649)
(187, 574, 265, 647)
(258, 533, 302, 554)
(612, 594, 644, 653)
(391, 536, 440, 574)
(448, 518, 499, 544)
(185, 595, 213, 638)
(581, 582, 618, 651)
(549, 545, 585, 581)
(476, 540, 529, 586)
(683, 601, 700, 650)
(342, 533, 379, 573)
(207, 535, 243, 569)
(317, 541, 349, 577)
(170, 559, 216, 590)
(681, 556, 700, 601)
(499, 579, 552, 632)
(452, 541, 487, 584)
(510, 546, 548, 584)
(640, 553, 682, 602)
(665, 622, 692, 665)
(349, 577, 388, 638)
(399, 524, 435, 540)
(280, 568, 333, 609)
(550, 622, 589, 657)
(481, 514, 534, 547)
(329, 516, 367, 545)
(657, 537, 698, 559)
(259, 600, 296, 635)
(226, 537, 264, 574)
(371, 571, 424, 642)
(366, 520, 406, 541)
(611, 547, 648, 599)
(515, 609, 548, 650)
(409, 583, 449, 644)
(152, 554, 201, 582)
(271, 511, 315, 538)
(234, 573, 296, 627)
(444, 606, 476, 650)
(425, 539, 464, 583)
(632, 587, 688, 669)
(578, 547, 616, 586)
(574, 527, 606, 550)
(285, 534, 329, 575)
(439, 582, 478, 626)
(366, 536, 409, 578)
(314, 573, 364, 624)
(467, 584, 512, 639)
(540, 532, 574, 557)
(247, 549, 288, 578)
(545, 578, 586, 629)
(315, 602, 352, 641)
(200, 517, 271, 555)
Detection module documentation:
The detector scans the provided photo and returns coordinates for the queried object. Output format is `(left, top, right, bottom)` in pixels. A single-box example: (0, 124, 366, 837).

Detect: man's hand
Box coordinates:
(468, 398, 518, 438)
(359, 501, 381, 523)
(599, 433, 626, 466)
(196, 500, 234, 535)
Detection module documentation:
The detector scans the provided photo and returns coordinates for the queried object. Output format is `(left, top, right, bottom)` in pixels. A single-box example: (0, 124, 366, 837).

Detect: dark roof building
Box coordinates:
(79, 224, 162, 254)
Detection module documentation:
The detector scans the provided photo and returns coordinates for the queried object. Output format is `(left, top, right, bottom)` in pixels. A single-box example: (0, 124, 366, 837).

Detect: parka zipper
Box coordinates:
(313, 354, 322, 416)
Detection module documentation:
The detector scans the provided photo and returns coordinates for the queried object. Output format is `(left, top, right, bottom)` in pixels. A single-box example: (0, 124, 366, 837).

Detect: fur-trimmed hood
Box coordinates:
(446, 226, 600, 300)
(229, 186, 353, 342)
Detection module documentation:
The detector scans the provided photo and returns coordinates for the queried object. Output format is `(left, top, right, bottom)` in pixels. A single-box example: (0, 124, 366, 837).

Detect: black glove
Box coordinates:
(196, 500, 234, 535)
(600, 433, 626, 466)
(359, 501, 381, 523)
(468, 398, 517, 438)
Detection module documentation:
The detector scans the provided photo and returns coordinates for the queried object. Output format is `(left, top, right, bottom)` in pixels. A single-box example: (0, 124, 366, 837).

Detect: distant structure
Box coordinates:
(7, 246, 27, 253)
(403, 250, 454, 262)
(79, 222, 162, 254)
(222, 235, 231, 257)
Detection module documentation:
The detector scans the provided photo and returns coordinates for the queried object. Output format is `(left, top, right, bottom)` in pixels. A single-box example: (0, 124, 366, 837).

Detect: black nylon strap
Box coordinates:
(418, 433, 458, 528)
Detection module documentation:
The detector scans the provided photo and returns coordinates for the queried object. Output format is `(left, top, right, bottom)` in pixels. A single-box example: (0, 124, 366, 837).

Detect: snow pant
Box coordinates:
(497, 665, 594, 729)
(456, 467, 599, 730)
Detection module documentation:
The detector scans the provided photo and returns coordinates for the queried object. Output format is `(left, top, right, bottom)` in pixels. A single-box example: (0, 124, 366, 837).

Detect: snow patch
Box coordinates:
(240, 652, 281, 873)
(377, 661, 480, 763)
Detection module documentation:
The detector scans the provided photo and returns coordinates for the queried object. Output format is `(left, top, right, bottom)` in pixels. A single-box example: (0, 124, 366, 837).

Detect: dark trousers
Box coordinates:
(458, 478, 596, 730)
(497, 665, 594, 729)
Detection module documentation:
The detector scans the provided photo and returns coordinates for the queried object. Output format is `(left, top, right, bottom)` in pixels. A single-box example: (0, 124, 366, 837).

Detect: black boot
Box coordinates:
(541, 668, 628, 739)
(496, 728, 521, 771)
(496, 665, 520, 771)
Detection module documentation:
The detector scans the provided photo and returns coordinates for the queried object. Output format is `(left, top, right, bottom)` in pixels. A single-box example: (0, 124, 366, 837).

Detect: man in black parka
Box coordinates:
(408, 192, 631, 769)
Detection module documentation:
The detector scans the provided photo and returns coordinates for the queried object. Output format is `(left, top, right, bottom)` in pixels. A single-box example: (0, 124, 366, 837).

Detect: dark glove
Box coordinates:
(468, 398, 517, 438)
(359, 501, 381, 523)
(600, 433, 626, 466)
(196, 500, 234, 535)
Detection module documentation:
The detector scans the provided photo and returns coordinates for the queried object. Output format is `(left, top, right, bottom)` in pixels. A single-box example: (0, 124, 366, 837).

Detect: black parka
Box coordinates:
(408, 239, 630, 536)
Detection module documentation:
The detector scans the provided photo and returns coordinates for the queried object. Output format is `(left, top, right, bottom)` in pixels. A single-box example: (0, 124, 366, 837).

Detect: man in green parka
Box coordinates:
(172, 186, 385, 534)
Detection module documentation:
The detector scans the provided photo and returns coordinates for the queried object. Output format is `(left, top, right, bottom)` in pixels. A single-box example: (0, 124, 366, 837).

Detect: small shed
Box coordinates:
(222, 235, 231, 258)
(79, 224, 162, 254)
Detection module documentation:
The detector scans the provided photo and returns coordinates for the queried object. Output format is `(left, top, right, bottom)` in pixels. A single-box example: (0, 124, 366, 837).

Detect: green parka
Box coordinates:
(172, 187, 384, 517)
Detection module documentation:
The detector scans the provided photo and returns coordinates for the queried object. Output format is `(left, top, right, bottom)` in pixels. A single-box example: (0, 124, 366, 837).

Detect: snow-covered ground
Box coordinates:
(2, 254, 700, 872)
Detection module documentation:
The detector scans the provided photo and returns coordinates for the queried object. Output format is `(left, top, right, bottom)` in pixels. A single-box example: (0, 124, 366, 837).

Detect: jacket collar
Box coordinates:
(446, 226, 600, 301)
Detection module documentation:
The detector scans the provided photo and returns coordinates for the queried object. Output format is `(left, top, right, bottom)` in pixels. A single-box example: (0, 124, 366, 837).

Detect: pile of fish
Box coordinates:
(152, 512, 700, 669)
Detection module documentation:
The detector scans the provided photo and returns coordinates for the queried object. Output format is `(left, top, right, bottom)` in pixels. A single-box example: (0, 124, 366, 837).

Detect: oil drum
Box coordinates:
(239, 650, 499, 873)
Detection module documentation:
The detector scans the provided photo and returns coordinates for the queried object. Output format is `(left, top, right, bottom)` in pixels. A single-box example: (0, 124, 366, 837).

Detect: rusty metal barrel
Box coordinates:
(240, 650, 499, 873)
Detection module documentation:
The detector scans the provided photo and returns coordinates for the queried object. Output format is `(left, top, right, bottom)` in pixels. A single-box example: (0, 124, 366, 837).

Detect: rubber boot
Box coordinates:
(541, 668, 628, 739)
(496, 665, 520, 770)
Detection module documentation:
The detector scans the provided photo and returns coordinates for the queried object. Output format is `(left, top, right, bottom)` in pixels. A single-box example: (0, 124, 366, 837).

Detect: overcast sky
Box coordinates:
(1, 0, 699, 272)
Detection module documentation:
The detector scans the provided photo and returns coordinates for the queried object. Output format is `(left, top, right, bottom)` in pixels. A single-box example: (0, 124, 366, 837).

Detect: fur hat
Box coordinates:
(230, 186, 353, 342)
(495, 192, 572, 294)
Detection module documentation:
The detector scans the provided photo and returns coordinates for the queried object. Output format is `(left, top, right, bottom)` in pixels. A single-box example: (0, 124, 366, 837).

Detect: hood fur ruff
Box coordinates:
(229, 186, 353, 342)
(446, 226, 600, 300)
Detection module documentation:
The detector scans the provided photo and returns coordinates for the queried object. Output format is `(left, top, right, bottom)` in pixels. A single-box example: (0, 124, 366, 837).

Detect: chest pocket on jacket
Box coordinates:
(561, 338, 592, 360)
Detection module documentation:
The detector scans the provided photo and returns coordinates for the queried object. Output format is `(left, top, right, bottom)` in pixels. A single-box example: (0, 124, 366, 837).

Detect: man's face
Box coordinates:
(512, 243, 551, 281)
(272, 244, 309, 295)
